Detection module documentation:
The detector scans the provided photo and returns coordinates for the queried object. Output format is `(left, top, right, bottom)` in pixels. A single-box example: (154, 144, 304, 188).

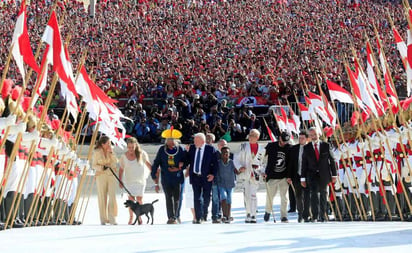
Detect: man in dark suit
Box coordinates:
(287, 131, 310, 222)
(301, 127, 337, 222)
(186, 133, 218, 224)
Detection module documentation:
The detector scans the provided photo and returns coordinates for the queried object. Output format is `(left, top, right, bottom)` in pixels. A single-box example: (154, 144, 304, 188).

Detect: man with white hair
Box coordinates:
(185, 133, 219, 224)
(234, 129, 266, 223)
(301, 127, 337, 222)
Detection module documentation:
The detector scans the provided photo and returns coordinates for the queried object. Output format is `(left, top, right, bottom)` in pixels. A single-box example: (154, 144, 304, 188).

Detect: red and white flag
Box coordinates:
(326, 80, 354, 104)
(366, 41, 386, 113)
(298, 103, 311, 121)
(376, 37, 399, 114)
(60, 45, 79, 121)
(11, 1, 40, 80)
(41, 11, 78, 98)
(263, 118, 277, 142)
(393, 26, 412, 97)
(288, 106, 301, 134)
(307, 92, 332, 126)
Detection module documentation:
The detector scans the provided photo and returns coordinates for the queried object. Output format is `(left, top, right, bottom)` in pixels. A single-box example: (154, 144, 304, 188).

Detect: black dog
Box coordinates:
(124, 199, 159, 225)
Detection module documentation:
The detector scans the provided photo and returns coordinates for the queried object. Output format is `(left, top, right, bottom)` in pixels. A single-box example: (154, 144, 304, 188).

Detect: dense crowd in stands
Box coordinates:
(0, 0, 410, 143)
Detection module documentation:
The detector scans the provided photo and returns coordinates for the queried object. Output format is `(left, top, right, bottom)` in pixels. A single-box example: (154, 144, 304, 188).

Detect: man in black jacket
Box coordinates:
(263, 132, 291, 223)
(301, 127, 337, 222)
(287, 131, 310, 222)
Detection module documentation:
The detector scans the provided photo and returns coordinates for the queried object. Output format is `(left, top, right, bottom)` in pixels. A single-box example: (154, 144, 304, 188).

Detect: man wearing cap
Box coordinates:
(263, 131, 292, 223)
(301, 127, 337, 222)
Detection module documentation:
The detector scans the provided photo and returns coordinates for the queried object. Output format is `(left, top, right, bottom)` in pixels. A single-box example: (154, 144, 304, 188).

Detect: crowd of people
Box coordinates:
(0, 0, 411, 143)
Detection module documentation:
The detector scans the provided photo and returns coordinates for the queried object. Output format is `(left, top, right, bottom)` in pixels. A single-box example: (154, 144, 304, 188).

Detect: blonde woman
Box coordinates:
(119, 137, 151, 225)
(92, 136, 118, 225)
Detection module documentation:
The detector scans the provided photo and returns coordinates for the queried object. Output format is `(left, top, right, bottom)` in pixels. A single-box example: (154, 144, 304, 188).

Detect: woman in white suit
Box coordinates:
(234, 129, 266, 223)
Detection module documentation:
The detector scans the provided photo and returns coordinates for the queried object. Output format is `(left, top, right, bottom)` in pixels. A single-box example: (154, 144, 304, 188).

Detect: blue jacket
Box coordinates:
(151, 145, 186, 187)
(185, 144, 218, 185)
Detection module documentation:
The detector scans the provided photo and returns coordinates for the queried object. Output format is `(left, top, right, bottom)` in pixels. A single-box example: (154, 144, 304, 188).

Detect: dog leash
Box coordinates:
(108, 167, 133, 196)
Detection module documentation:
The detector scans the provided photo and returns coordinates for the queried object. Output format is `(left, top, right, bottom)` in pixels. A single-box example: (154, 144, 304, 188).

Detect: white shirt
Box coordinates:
(194, 144, 206, 175)
(312, 141, 319, 151)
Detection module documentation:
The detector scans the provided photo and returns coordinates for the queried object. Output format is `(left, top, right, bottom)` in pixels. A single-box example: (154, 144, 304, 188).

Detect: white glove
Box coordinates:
(21, 131, 40, 147)
(0, 115, 17, 130)
(8, 122, 26, 135)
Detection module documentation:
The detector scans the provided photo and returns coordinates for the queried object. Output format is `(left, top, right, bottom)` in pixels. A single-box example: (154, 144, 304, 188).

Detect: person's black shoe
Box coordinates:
(304, 218, 311, 223)
(343, 215, 352, 222)
(311, 219, 318, 223)
(12, 220, 24, 228)
(298, 214, 303, 223)
(194, 220, 202, 224)
(281, 217, 289, 223)
(318, 218, 325, 223)
(245, 214, 251, 223)
(167, 218, 177, 224)
(264, 212, 270, 222)
(250, 216, 257, 223)
(0, 223, 4, 231)
(212, 218, 221, 224)
(288, 209, 296, 213)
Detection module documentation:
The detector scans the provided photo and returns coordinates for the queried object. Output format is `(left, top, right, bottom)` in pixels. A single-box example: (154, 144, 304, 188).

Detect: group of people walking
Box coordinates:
(93, 126, 339, 225)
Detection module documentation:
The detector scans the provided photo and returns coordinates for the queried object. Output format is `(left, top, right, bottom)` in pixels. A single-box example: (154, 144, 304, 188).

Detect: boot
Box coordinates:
(386, 191, 396, 219)
(18, 193, 25, 224)
(396, 193, 405, 218)
(4, 191, 24, 228)
(348, 194, 358, 218)
(336, 197, 343, 221)
(220, 200, 227, 222)
(360, 194, 369, 217)
(24, 193, 34, 225)
(40, 196, 50, 223)
(371, 192, 380, 218)
(0, 195, 5, 222)
(227, 204, 232, 223)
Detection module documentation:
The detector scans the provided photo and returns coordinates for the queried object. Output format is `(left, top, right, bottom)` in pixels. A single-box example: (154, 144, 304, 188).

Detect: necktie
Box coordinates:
(314, 143, 319, 161)
(195, 148, 201, 174)
(298, 146, 303, 175)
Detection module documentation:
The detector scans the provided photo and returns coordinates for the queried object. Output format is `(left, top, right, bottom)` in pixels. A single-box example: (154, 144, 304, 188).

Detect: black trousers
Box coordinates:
(308, 174, 328, 220)
(288, 185, 296, 211)
(192, 176, 212, 221)
(162, 184, 181, 220)
(293, 181, 310, 219)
